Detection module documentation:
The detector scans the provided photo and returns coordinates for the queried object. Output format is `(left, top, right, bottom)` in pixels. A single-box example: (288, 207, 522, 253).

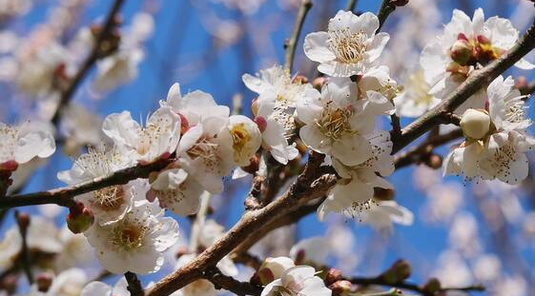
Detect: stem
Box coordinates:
(188, 192, 212, 252)
(15, 211, 32, 285)
(377, 0, 395, 31)
(284, 0, 313, 73)
(0, 158, 173, 210)
(350, 276, 485, 295)
(203, 267, 262, 295)
(345, 0, 358, 12)
(125, 272, 144, 296)
(50, 0, 126, 125)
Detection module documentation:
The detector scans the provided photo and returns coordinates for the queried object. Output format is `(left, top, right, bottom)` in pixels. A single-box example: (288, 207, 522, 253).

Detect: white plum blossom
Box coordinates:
(227, 115, 262, 166)
(0, 227, 22, 270)
(84, 200, 179, 274)
(443, 76, 535, 184)
(0, 122, 55, 169)
(161, 82, 230, 128)
(393, 69, 441, 117)
(290, 237, 329, 266)
(94, 48, 143, 92)
(175, 254, 217, 296)
(242, 65, 305, 164)
(58, 147, 139, 225)
(297, 78, 393, 166)
(358, 65, 400, 101)
(420, 8, 534, 112)
(148, 167, 205, 216)
(102, 106, 181, 163)
(304, 10, 389, 77)
(360, 200, 414, 231)
(177, 115, 234, 194)
(258, 256, 296, 284)
(261, 266, 331, 296)
(81, 278, 129, 296)
(318, 132, 394, 221)
(43, 268, 88, 296)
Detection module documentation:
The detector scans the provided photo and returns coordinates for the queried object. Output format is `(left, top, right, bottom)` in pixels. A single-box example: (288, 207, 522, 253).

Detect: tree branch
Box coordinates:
(203, 267, 262, 296)
(0, 158, 173, 209)
(392, 17, 535, 154)
(345, 0, 358, 12)
(350, 276, 485, 296)
(146, 154, 336, 296)
(394, 128, 463, 169)
(125, 272, 144, 296)
(50, 0, 126, 125)
(284, 0, 313, 73)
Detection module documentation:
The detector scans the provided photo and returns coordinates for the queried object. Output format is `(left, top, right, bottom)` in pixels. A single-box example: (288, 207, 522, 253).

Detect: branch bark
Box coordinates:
(125, 272, 144, 296)
(50, 0, 126, 125)
(284, 0, 313, 72)
(0, 158, 173, 209)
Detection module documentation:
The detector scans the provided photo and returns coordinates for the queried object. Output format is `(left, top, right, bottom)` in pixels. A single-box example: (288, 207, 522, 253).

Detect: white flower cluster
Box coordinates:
(56, 81, 263, 274)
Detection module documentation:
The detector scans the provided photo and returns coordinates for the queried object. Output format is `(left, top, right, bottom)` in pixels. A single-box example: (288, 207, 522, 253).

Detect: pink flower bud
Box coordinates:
(450, 39, 473, 66)
(66, 202, 95, 234)
(254, 116, 267, 133)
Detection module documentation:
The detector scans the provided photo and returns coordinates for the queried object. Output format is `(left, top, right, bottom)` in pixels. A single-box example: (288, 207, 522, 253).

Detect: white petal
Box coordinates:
(303, 32, 336, 63)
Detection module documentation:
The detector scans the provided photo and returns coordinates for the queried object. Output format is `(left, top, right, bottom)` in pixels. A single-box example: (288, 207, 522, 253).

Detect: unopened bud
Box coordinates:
(329, 280, 352, 295)
(0, 275, 17, 293)
(381, 259, 411, 284)
(460, 109, 491, 140)
(175, 246, 189, 259)
(0, 160, 18, 172)
(374, 188, 394, 201)
(257, 257, 295, 285)
(15, 212, 30, 231)
(66, 202, 94, 234)
(312, 77, 327, 90)
(36, 273, 54, 292)
(325, 268, 343, 285)
(254, 116, 267, 133)
(422, 278, 441, 294)
(424, 154, 443, 170)
(292, 75, 309, 84)
(450, 39, 473, 66)
(242, 154, 260, 174)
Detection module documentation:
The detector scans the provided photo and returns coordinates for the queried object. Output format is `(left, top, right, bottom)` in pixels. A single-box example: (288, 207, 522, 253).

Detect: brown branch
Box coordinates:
(284, 0, 313, 73)
(146, 154, 336, 296)
(394, 128, 463, 169)
(231, 252, 262, 270)
(377, 0, 396, 31)
(392, 17, 535, 154)
(15, 211, 32, 285)
(345, 0, 358, 11)
(50, 0, 126, 125)
(125, 272, 144, 296)
(203, 267, 262, 296)
(0, 158, 173, 210)
(350, 276, 485, 296)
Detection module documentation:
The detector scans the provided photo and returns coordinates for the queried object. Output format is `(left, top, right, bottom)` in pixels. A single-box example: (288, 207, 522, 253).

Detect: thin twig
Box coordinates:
(350, 276, 485, 296)
(125, 272, 144, 296)
(50, 0, 126, 125)
(394, 129, 463, 169)
(15, 211, 32, 285)
(377, 0, 396, 31)
(204, 267, 262, 296)
(0, 158, 173, 210)
(146, 154, 336, 296)
(345, 0, 358, 12)
(284, 0, 313, 72)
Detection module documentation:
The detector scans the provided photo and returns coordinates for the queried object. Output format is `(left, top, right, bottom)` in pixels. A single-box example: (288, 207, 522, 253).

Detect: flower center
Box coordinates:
(315, 106, 353, 142)
(187, 137, 220, 168)
(230, 124, 250, 154)
(93, 185, 125, 211)
(328, 28, 366, 64)
(505, 99, 528, 124)
(110, 219, 148, 251)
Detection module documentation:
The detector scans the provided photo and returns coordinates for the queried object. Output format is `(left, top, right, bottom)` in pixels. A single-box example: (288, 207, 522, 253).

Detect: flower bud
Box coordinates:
(380, 259, 412, 284)
(0, 160, 18, 172)
(424, 154, 443, 170)
(66, 202, 95, 234)
(460, 109, 491, 140)
(325, 268, 343, 285)
(257, 257, 295, 285)
(329, 280, 352, 295)
(36, 272, 54, 292)
(178, 113, 189, 135)
(254, 116, 267, 133)
(450, 39, 473, 66)
(422, 278, 441, 294)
